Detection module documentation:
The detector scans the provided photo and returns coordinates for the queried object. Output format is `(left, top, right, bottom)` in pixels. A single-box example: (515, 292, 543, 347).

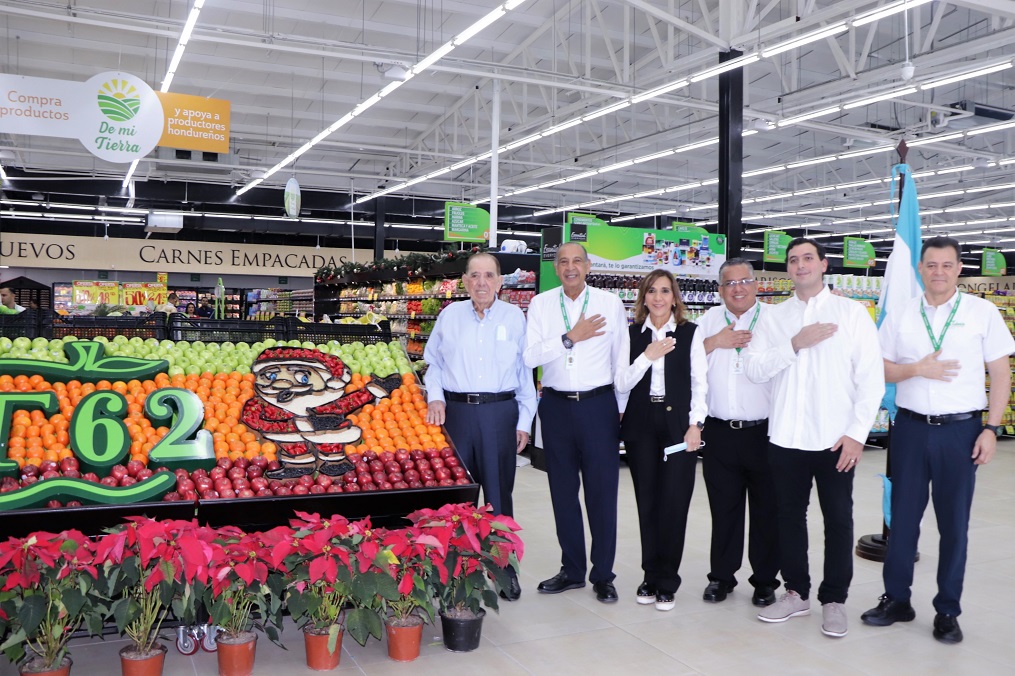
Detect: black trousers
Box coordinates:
(702, 419, 780, 590)
(883, 415, 980, 616)
(767, 443, 854, 604)
(625, 401, 696, 594)
(539, 390, 620, 584)
(443, 398, 519, 517)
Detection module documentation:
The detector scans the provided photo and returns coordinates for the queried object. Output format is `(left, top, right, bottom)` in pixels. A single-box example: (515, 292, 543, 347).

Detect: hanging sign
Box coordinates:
(843, 237, 876, 268)
(763, 230, 793, 263)
(443, 202, 490, 242)
(284, 177, 302, 218)
(982, 248, 1006, 277)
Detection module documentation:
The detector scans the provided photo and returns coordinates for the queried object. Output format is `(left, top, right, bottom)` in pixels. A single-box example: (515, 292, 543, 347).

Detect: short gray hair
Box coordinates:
(719, 258, 755, 282)
(555, 242, 589, 263)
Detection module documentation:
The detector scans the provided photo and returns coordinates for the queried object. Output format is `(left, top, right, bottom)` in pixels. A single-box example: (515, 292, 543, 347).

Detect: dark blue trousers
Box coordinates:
(883, 415, 980, 616)
(539, 390, 620, 584)
(767, 443, 854, 604)
(443, 398, 519, 517)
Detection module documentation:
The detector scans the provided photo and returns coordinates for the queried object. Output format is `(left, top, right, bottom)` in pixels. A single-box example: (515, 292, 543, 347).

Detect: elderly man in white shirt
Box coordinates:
(745, 238, 884, 639)
(524, 242, 628, 604)
(861, 236, 1014, 645)
(696, 259, 780, 609)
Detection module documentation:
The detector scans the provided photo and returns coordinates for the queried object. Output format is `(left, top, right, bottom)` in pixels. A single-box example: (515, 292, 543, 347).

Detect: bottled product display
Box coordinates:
(981, 291, 1015, 431)
(585, 273, 721, 323)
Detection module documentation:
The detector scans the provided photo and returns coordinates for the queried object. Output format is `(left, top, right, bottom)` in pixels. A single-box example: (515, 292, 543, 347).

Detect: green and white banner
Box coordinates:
(566, 212, 609, 229)
(763, 230, 792, 263)
(843, 237, 876, 268)
(443, 202, 490, 242)
(982, 248, 1006, 277)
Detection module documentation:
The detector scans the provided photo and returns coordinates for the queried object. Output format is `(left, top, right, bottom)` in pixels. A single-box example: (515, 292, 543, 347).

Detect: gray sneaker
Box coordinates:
(757, 590, 811, 623)
(821, 602, 848, 637)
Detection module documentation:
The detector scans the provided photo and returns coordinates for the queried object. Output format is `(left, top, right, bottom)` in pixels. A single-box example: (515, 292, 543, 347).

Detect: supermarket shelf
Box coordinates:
(385, 313, 439, 320)
(392, 331, 431, 339)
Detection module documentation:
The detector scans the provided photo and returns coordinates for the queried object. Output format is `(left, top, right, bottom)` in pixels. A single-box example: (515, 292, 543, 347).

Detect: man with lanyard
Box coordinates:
(697, 259, 780, 608)
(745, 237, 884, 639)
(524, 242, 629, 603)
(861, 236, 1013, 643)
(424, 252, 536, 601)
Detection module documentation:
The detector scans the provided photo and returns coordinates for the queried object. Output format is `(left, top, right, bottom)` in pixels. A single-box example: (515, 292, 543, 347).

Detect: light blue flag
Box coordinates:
(877, 164, 924, 419)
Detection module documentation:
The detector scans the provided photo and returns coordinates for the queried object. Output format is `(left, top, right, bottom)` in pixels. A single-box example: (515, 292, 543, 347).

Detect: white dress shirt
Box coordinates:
(424, 298, 537, 431)
(880, 290, 1015, 415)
(745, 287, 885, 450)
(523, 284, 629, 393)
(614, 317, 708, 424)
(697, 302, 772, 421)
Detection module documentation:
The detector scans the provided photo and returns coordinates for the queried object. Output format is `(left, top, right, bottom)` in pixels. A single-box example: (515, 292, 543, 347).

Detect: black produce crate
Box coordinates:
(50, 312, 168, 340)
(168, 314, 288, 344)
(0, 500, 198, 539)
(0, 310, 41, 339)
(288, 319, 393, 345)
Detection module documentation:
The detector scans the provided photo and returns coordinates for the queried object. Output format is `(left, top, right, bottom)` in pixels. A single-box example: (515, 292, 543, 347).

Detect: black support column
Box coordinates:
(373, 196, 387, 261)
(717, 49, 744, 258)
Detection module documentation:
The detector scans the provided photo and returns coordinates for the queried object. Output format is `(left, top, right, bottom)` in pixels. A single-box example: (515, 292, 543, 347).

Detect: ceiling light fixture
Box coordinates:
(852, 0, 934, 28)
(760, 23, 848, 58)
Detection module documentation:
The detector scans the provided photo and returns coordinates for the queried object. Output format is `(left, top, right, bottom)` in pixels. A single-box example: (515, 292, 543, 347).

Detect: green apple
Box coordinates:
(128, 336, 144, 346)
(61, 335, 78, 343)
(168, 365, 185, 377)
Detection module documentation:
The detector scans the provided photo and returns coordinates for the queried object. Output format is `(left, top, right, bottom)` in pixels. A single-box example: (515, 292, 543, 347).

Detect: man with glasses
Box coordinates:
(696, 259, 780, 608)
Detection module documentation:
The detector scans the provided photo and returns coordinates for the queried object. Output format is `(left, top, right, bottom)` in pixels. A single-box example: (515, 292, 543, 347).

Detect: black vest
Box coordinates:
(619, 321, 697, 447)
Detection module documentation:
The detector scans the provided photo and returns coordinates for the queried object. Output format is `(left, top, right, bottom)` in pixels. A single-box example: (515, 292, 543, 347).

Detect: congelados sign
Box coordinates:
(0, 233, 344, 277)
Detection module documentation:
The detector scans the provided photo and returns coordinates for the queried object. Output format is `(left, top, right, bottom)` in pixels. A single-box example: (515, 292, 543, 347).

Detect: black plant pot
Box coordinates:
(440, 608, 486, 652)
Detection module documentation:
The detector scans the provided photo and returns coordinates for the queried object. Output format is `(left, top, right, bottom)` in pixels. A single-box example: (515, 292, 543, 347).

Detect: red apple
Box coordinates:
(440, 447, 455, 458)
(420, 469, 435, 482)
(362, 450, 377, 462)
(408, 480, 423, 489)
(361, 482, 378, 492)
(62, 470, 81, 479)
(369, 460, 384, 472)
(251, 456, 269, 469)
(201, 489, 220, 500)
(380, 451, 395, 463)
(438, 478, 455, 487)
(219, 488, 236, 499)
(455, 477, 471, 485)
(444, 456, 460, 468)
(392, 481, 408, 490)
(232, 478, 250, 491)
(59, 457, 80, 473)
(81, 472, 99, 483)
(434, 468, 451, 481)
(233, 457, 250, 470)
(430, 458, 444, 469)
(180, 490, 198, 501)
(343, 483, 361, 492)
(394, 450, 409, 463)
(119, 476, 137, 487)
(216, 457, 233, 470)
(309, 485, 326, 494)
(273, 487, 292, 496)
(100, 476, 119, 487)
(266, 460, 282, 472)
(46, 500, 61, 509)
(378, 481, 393, 491)
(177, 478, 196, 492)
(404, 469, 420, 483)
(136, 468, 154, 481)
(20, 476, 38, 486)
(246, 465, 264, 479)
(298, 474, 315, 487)
(237, 489, 255, 498)
(423, 479, 438, 488)
(387, 471, 403, 483)
(126, 460, 144, 477)
(66, 500, 82, 507)
(250, 477, 269, 491)
(41, 470, 61, 480)
(326, 484, 343, 493)
(451, 466, 466, 480)
(21, 464, 39, 478)
(39, 460, 59, 474)
(425, 449, 440, 459)
(256, 488, 273, 497)
(293, 484, 310, 495)
(342, 473, 358, 484)
(315, 475, 333, 488)
(227, 467, 246, 481)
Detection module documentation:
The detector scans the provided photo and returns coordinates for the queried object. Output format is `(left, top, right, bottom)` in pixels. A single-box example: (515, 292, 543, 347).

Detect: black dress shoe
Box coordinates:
(861, 595, 916, 626)
(933, 613, 963, 644)
(703, 580, 735, 603)
(537, 570, 585, 594)
(593, 581, 618, 603)
(654, 592, 675, 611)
(636, 581, 656, 605)
(752, 585, 777, 607)
(500, 573, 522, 601)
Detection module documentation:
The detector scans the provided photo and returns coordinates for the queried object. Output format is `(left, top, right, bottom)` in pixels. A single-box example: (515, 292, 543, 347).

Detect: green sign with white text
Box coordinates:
(982, 248, 1006, 277)
(566, 212, 609, 229)
(763, 231, 792, 263)
(843, 237, 876, 268)
(444, 202, 490, 242)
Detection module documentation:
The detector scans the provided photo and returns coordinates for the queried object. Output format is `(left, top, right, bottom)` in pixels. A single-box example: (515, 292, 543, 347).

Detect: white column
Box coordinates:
(489, 79, 501, 249)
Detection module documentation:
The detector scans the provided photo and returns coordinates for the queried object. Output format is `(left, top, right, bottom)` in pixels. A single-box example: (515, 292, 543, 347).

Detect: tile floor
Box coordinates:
(4, 443, 1013, 675)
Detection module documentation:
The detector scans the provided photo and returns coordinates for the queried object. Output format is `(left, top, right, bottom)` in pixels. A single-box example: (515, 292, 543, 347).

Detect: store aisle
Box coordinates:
(11, 443, 1014, 675)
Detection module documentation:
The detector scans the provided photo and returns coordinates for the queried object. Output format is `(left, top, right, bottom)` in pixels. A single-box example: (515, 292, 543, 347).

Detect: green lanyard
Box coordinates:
(920, 293, 961, 351)
(724, 304, 760, 354)
(559, 288, 590, 333)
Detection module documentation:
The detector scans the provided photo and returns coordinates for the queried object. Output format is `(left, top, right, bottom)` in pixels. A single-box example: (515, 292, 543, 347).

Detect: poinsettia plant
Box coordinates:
(202, 526, 284, 646)
(95, 518, 211, 659)
(0, 529, 106, 673)
(379, 526, 439, 627)
(408, 503, 524, 619)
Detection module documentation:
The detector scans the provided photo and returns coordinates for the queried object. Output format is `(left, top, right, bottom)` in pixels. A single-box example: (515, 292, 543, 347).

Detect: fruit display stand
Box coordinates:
(50, 311, 169, 340)
(0, 310, 41, 340)
(0, 330, 478, 540)
(168, 313, 289, 343)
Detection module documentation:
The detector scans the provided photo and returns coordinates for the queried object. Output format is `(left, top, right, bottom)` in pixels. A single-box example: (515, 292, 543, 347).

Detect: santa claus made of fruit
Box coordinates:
(241, 347, 400, 480)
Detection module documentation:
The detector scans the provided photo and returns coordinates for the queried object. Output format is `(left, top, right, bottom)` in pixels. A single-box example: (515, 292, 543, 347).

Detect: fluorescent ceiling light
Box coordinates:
(632, 80, 689, 103)
(843, 86, 917, 109)
(853, 0, 934, 28)
(966, 119, 1015, 136)
(839, 146, 894, 159)
(919, 61, 1013, 90)
(778, 106, 841, 127)
(582, 100, 631, 121)
(787, 157, 828, 169)
(761, 23, 848, 58)
(689, 54, 760, 82)
(542, 118, 583, 135)
(453, 8, 506, 45)
(908, 132, 963, 146)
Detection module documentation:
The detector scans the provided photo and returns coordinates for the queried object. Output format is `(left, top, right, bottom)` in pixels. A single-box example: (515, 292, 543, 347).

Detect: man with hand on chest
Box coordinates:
(696, 259, 781, 609)
(524, 242, 629, 604)
(861, 236, 1014, 644)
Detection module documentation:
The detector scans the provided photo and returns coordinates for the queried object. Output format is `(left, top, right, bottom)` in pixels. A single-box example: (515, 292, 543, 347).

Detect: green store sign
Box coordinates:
(443, 202, 490, 242)
(843, 237, 876, 269)
(982, 248, 1006, 277)
(763, 230, 793, 263)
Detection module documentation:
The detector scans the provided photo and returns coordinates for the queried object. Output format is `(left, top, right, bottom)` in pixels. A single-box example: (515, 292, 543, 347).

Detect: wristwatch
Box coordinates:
(984, 424, 1001, 437)
(695, 421, 705, 431)
(561, 333, 574, 350)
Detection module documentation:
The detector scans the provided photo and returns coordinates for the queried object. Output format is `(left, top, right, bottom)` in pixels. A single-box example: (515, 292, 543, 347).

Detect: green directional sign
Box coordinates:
(763, 230, 793, 263)
(982, 248, 1006, 276)
(444, 202, 490, 242)
(567, 212, 609, 229)
(843, 237, 876, 268)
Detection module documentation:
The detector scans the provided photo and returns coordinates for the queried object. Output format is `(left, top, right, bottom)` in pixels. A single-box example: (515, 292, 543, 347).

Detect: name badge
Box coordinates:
(565, 350, 576, 370)
(731, 356, 744, 374)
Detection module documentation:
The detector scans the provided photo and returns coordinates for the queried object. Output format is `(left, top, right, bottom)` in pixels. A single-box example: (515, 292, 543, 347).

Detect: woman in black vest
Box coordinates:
(616, 269, 707, 611)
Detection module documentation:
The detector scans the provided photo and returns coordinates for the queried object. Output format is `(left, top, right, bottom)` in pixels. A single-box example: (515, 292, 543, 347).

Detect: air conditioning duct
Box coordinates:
(145, 212, 183, 234)
(929, 100, 1012, 130)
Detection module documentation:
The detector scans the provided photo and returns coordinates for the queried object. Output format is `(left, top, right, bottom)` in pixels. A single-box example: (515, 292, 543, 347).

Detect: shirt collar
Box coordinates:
(641, 316, 676, 334)
(471, 297, 499, 320)
(560, 284, 589, 305)
(723, 301, 759, 322)
(921, 288, 960, 311)
(792, 285, 831, 308)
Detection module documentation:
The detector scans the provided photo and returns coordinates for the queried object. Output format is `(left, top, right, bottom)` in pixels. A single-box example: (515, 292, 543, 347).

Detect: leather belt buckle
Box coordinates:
(729, 419, 744, 430)
(926, 414, 943, 426)
(567, 391, 580, 401)
(649, 395, 665, 403)
(466, 393, 482, 405)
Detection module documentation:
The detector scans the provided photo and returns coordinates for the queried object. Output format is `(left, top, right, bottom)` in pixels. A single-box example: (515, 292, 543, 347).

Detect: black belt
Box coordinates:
(708, 416, 767, 430)
(543, 384, 614, 402)
(444, 390, 515, 405)
(897, 407, 980, 426)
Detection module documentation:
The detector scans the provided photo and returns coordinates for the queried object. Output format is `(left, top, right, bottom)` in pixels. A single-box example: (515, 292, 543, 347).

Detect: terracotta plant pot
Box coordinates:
(384, 617, 423, 662)
(19, 656, 72, 676)
(215, 632, 257, 676)
(440, 607, 486, 652)
(303, 625, 343, 671)
(119, 643, 167, 676)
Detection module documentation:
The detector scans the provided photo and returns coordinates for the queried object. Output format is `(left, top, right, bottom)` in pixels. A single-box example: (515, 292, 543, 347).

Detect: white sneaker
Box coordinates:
(757, 590, 811, 623)
(821, 602, 848, 637)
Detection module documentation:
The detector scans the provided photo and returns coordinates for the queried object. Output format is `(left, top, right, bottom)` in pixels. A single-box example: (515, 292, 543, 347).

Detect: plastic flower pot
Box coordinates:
(303, 626, 343, 671)
(440, 607, 485, 652)
(119, 643, 167, 676)
(215, 632, 257, 676)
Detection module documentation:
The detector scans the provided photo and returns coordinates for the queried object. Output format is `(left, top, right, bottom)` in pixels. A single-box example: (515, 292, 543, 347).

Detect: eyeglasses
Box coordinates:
(720, 278, 756, 288)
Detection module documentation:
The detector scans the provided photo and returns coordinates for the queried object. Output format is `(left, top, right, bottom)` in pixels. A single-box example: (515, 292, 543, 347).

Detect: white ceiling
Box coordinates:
(2, 0, 1015, 259)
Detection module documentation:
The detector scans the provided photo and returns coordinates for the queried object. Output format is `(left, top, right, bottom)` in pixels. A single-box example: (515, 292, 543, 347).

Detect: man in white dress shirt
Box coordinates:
(745, 238, 884, 639)
(861, 236, 1014, 644)
(524, 242, 629, 604)
(697, 259, 780, 608)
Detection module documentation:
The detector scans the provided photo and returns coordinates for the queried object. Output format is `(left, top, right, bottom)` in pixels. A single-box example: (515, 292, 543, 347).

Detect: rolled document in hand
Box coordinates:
(663, 442, 687, 460)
